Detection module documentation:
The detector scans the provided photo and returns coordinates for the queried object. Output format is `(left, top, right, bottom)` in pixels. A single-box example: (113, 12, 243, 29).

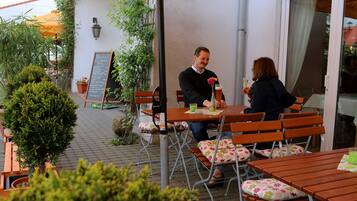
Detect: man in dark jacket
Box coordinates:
(178, 47, 226, 141)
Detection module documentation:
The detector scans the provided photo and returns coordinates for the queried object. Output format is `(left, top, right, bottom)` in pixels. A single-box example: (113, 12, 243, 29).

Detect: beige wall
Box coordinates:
(155, 0, 239, 107)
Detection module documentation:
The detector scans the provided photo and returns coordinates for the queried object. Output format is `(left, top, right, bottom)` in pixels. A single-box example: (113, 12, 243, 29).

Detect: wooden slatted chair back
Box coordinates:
(231, 120, 283, 145)
(176, 90, 184, 104)
(282, 115, 325, 139)
(288, 96, 304, 112)
(134, 91, 153, 104)
(279, 111, 317, 119)
(221, 112, 265, 132)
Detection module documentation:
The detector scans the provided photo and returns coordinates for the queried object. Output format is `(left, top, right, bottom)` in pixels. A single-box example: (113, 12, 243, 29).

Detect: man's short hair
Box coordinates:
(194, 47, 210, 56)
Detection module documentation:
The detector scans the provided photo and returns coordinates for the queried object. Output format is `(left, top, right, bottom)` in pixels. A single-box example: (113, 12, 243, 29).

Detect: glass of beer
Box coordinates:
(242, 77, 248, 88)
(215, 84, 223, 102)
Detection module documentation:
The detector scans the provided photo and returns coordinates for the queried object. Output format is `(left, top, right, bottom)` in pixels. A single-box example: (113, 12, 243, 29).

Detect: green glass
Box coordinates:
(348, 148, 357, 164)
(189, 103, 197, 112)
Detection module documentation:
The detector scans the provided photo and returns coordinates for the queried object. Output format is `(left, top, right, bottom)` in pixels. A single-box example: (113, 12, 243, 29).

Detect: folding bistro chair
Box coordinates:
(169, 90, 191, 181)
(288, 96, 304, 112)
(279, 111, 317, 120)
(281, 115, 325, 155)
(191, 112, 265, 201)
(134, 91, 159, 168)
(231, 121, 307, 201)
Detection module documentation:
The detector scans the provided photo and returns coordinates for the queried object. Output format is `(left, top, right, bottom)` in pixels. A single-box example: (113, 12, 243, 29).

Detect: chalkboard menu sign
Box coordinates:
(84, 52, 114, 109)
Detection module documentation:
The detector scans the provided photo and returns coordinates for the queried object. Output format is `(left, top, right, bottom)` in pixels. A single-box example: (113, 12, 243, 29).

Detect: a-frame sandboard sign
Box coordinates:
(84, 51, 114, 110)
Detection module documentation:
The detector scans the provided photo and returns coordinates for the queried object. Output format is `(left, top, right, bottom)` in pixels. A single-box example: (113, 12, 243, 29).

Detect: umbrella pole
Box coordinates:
(55, 34, 58, 85)
(157, 0, 169, 188)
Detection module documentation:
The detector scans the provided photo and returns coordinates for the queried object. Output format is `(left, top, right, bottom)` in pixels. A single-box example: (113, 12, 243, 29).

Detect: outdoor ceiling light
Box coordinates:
(92, 17, 101, 40)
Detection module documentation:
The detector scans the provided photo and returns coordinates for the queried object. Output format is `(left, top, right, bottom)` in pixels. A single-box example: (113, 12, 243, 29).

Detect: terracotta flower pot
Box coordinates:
(11, 176, 29, 188)
(77, 82, 88, 94)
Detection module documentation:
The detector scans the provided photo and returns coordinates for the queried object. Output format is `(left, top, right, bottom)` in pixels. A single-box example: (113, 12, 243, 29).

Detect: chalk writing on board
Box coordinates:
(86, 52, 113, 102)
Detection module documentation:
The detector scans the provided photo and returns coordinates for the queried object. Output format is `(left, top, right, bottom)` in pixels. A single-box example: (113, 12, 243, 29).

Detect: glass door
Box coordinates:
(334, 1, 357, 149)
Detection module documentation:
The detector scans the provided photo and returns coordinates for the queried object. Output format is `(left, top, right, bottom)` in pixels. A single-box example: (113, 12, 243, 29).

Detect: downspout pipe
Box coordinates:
(234, 0, 248, 105)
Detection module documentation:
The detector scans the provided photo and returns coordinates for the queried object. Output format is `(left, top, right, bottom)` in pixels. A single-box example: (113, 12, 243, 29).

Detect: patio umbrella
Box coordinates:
(28, 10, 63, 72)
(344, 26, 357, 46)
(29, 10, 63, 38)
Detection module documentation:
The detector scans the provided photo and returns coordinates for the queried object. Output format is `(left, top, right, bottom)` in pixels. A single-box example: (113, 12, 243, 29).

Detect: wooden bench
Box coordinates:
(0, 142, 58, 191)
(1, 142, 28, 190)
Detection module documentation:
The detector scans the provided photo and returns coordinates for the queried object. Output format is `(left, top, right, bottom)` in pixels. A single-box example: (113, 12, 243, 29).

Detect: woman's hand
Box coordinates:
(242, 87, 251, 94)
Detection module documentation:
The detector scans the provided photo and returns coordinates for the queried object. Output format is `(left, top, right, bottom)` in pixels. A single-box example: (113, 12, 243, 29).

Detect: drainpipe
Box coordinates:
(234, 0, 248, 105)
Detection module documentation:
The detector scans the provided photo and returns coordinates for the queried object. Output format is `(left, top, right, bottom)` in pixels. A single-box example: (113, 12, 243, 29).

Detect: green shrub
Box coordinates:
(0, 16, 51, 84)
(7, 65, 50, 97)
(4, 81, 77, 170)
(6, 160, 198, 201)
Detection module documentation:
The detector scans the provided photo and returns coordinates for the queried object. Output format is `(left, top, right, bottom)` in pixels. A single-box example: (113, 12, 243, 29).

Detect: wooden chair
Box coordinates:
(169, 90, 190, 181)
(231, 121, 308, 201)
(230, 120, 284, 201)
(134, 91, 160, 168)
(191, 112, 265, 201)
(176, 90, 184, 105)
(288, 96, 304, 112)
(256, 113, 322, 159)
(281, 115, 325, 154)
(279, 111, 317, 119)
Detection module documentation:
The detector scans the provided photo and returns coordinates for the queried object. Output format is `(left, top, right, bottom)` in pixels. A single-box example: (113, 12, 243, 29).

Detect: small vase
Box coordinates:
(209, 85, 216, 112)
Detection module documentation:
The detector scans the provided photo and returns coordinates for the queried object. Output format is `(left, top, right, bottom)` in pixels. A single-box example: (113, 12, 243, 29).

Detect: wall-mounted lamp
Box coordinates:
(92, 17, 101, 40)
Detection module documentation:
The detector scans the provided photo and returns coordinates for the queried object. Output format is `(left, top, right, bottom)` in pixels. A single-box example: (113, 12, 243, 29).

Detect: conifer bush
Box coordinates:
(4, 81, 77, 171)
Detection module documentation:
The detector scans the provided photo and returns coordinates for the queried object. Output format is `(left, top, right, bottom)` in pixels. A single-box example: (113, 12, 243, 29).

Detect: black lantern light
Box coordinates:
(92, 17, 101, 40)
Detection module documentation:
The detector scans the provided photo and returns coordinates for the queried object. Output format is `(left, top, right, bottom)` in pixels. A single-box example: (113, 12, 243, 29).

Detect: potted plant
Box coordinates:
(76, 77, 88, 94)
(5, 160, 198, 201)
(4, 81, 78, 174)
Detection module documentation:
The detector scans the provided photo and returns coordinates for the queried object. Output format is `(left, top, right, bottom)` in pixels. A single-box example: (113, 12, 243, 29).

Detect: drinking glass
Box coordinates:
(348, 148, 357, 164)
(189, 103, 197, 113)
(215, 85, 223, 102)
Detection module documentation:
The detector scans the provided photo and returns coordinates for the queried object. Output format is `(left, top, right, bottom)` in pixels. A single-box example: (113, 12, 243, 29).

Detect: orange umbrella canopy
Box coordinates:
(30, 10, 63, 38)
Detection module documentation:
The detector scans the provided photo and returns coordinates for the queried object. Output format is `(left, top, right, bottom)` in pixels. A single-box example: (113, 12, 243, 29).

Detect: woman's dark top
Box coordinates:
(244, 76, 296, 121)
(244, 76, 296, 149)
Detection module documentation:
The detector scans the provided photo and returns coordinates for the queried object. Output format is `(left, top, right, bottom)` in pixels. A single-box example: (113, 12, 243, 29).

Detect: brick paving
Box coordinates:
(1, 93, 241, 200)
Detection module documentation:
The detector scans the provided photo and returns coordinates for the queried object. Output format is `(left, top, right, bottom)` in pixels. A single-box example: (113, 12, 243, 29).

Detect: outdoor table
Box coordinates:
(247, 148, 357, 201)
(142, 105, 244, 188)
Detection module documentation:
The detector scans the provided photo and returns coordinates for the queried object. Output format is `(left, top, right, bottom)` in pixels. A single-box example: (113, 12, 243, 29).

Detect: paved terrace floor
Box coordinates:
(1, 93, 241, 200)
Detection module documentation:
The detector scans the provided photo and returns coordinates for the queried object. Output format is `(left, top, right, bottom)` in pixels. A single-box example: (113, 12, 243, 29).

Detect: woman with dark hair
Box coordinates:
(243, 57, 296, 120)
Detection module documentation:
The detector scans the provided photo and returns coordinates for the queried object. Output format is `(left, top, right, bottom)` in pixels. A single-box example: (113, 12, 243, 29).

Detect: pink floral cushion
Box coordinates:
(138, 122, 188, 134)
(197, 139, 251, 164)
(242, 178, 306, 201)
(255, 144, 305, 158)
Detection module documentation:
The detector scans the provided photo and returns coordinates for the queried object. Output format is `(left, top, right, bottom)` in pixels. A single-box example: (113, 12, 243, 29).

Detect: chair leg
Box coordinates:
(192, 158, 214, 201)
(234, 149, 244, 201)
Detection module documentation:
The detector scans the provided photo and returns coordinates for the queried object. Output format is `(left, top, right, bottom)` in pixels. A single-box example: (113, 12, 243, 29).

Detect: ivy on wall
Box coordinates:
(109, 0, 155, 103)
(55, 0, 75, 71)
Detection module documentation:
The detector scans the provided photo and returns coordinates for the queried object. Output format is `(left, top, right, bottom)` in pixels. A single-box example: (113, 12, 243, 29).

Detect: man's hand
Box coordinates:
(203, 100, 211, 108)
(203, 100, 226, 108)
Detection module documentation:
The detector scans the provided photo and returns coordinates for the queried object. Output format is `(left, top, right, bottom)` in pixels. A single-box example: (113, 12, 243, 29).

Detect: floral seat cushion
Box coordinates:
(242, 178, 306, 201)
(197, 139, 250, 164)
(255, 144, 305, 158)
(138, 122, 189, 134)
